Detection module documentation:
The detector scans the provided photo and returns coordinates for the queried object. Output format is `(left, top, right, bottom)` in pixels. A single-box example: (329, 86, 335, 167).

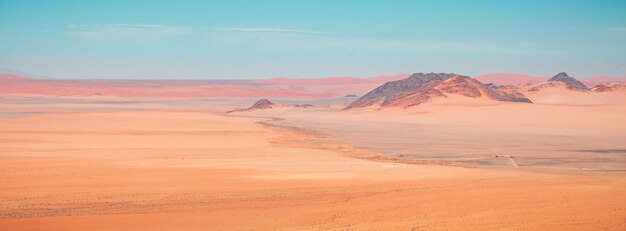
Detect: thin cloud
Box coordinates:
(606, 27, 626, 36)
(219, 27, 320, 34)
(67, 24, 195, 38)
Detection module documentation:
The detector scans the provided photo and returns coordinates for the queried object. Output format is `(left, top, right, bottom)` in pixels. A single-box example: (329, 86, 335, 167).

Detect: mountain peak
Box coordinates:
(547, 72, 587, 90)
(556, 72, 569, 77)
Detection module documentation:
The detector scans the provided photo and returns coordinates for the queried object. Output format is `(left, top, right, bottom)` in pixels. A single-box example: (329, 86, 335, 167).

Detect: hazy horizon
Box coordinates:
(1, 69, 623, 81)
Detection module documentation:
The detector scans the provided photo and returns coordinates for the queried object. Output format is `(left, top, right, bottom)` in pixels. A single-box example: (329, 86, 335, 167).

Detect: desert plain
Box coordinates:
(1, 76, 626, 230)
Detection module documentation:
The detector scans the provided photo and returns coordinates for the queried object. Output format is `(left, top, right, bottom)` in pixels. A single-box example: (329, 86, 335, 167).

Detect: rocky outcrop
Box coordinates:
(547, 72, 587, 90)
(483, 83, 498, 89)
(346, 73, 460, 108)
(437, 76, 532, 103)
(291, 103, 314, 108)
(346, 73, 531, 109)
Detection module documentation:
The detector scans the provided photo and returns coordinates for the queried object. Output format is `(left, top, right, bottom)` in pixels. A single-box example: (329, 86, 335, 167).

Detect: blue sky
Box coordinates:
(1, 0, 625, 79)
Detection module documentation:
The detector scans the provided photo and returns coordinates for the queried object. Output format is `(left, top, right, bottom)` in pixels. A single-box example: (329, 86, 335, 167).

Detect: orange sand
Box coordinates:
(0, 98, 625, 230)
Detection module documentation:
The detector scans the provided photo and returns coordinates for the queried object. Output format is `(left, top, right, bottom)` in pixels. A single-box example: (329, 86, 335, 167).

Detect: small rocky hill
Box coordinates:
(248, 99, 275, 110)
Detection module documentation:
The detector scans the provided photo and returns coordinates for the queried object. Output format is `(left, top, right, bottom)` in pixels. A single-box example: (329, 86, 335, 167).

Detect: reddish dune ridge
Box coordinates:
(0, 79, 330, 98)
(255, 74, 409, 85)
(1, 72, 624, 99)
(0, 74, 409, 98)
(0, 73, 32, 80)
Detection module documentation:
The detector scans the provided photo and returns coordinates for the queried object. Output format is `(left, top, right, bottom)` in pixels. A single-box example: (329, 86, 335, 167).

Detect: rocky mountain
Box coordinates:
(547, 72, 587, 90)
(346, 73, 459, 108)
(346, 73, 531, 109)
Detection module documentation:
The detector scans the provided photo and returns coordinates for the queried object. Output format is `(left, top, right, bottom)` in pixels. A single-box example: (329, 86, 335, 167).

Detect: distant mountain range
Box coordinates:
(1, 72, 625, 99)
(345, 71, 626, 109)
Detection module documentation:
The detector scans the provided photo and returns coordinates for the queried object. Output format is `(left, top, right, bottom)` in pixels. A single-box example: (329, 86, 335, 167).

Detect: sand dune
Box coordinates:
(1, 74, 625, 230)
(1, 96, 625, 230)
(580, 76, 626, 87)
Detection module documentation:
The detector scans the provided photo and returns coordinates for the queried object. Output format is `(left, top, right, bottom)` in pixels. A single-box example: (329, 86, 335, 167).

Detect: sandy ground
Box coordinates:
(1, 97, 625, 230)
(245, 91, 626, 171)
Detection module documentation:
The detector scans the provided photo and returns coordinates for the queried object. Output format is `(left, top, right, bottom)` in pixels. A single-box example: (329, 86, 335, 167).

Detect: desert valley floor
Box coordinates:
(1, 94, 625, 230)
